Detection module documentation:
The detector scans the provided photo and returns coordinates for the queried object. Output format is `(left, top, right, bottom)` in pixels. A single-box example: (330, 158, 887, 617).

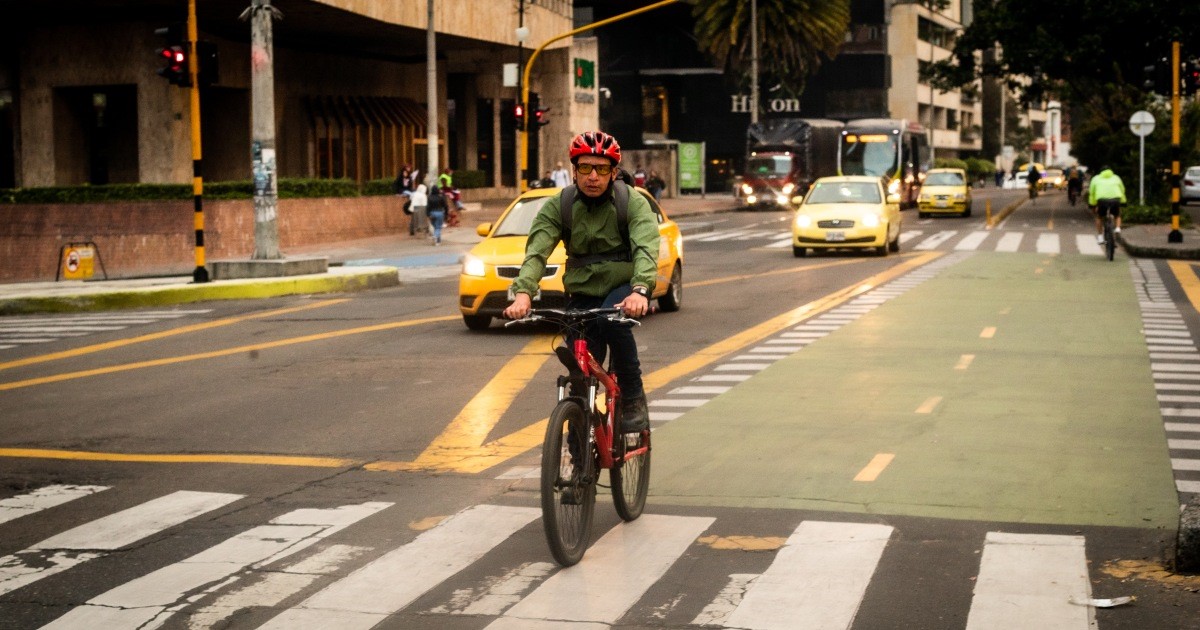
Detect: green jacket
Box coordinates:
(1088, 169, 1126, 205)
(512, 186, 659, 298)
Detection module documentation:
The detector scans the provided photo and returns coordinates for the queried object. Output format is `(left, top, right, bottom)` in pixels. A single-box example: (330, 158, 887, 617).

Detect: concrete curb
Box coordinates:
(0, 267, 400, 315)
(1118, 233, 1200, 259)
(1179, 500, 1200, 573)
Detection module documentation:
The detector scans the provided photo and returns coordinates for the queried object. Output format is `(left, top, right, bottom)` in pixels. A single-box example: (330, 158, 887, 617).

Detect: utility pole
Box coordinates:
(186, 0, 209, 282)
(426, 0, 439, 188)
(750, 0, 758, 125)
(244, 0, 282, 260)
(516, 0, 527, 188)
(1169, 40, 1183, 243)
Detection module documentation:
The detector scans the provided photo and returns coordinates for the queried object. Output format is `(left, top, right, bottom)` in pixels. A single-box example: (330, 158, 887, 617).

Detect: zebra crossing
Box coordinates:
(687, 225, 1108, 255)
(0, 484, 1106, 629)
(0, 310, 212, 351)
(1133, 259, 1200, 504)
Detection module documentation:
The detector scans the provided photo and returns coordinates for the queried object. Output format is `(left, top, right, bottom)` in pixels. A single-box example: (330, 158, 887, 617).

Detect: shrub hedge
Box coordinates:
(0, 172, 489, 204)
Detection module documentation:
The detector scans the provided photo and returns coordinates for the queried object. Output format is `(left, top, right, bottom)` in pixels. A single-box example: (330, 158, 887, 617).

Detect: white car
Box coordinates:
(1002, 171, 1029, 190)
(1184, 166, 1200, 205)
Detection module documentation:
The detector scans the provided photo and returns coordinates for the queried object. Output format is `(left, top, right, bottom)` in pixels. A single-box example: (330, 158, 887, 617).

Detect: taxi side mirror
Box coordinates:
(886, 193, 901, 204)
(476, 223, 492, 237)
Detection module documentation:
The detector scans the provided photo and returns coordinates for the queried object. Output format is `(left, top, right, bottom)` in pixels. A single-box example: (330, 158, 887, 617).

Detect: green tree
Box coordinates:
(689, 0, 851, 100)
(927, 0, 1200, 177)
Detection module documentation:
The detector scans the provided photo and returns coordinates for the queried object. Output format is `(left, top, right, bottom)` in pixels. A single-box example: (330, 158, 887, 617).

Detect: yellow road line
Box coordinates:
(0, 448, 354, 468)
(915, 396, 943, 414)
(955, 354, 975, 370)
(689, 256, 885, 289)
(853, 453, 895, 482)
(1169, 261, 1200, 314)
(5, 253, 945, 473)
(373, 251, 945, 473)
(980, 326, 997, 338)
(0, 299, 348, 372)
(367, 334, 557, 472)
(0, 314, 459, 391)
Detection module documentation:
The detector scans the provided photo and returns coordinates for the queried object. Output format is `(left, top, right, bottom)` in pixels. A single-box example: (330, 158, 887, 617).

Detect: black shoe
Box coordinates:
(620, 395, 649, 433)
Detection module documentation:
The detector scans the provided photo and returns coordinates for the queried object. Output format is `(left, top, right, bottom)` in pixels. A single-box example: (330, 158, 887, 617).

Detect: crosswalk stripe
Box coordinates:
(995, 232, 1023, 252)
(724, 521, 893, 630)
(0, 491, 242, 597)
(915, 230, 957, 250)
(493, 515, 714, 627)
(187, 544, 372, 629)
(955, 231, 990, 250)
(0, 485, 108, 525)
(41, 502, 393, 629)
(1036, 233, 1061, 254)
(1076, 234, 1103, 255)
(258, 504, 539, 629)
(965, 532, 1092, 630)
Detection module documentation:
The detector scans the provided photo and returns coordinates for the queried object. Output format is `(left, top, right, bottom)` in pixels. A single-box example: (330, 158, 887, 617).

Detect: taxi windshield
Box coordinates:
(806, 181, 882, 204)
(493, 196, 552, 236)
(925, 172, 964, 186)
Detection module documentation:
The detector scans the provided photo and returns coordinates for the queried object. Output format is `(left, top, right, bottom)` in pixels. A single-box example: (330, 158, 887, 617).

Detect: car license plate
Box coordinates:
(825, 231, 846, 242)
(935, 200, 948, 208)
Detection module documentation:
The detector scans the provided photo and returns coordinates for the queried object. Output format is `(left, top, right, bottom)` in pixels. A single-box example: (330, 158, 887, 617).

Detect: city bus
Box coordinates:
(837, 119, 931, 208)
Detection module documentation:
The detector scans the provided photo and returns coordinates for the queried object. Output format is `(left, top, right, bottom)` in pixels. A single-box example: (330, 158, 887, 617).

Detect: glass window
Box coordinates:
(493, 196, 552, 236)
(925, 172, 964, 186)
(806, 181, 882, 204)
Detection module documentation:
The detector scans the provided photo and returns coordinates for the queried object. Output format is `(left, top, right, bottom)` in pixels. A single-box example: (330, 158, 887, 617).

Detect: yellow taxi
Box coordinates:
(1040, 167, 1066, 191)
(917, 167, 973, 218)
(458, 186, 684, 330)
(792, 176, 901, 257)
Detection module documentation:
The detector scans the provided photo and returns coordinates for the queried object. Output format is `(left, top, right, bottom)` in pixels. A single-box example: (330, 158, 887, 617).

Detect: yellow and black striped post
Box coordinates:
(187, 0, 209, 282)
(1169, 41, 1184, 243)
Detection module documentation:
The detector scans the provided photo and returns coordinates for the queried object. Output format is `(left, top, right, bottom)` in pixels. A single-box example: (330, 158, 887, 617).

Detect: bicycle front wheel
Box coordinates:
(611, 431, 651, 521)
(541, 399, 596, 566)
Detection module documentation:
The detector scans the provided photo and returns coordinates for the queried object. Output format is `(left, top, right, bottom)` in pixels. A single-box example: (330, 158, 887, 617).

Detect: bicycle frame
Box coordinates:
(567, 337, 650, 470)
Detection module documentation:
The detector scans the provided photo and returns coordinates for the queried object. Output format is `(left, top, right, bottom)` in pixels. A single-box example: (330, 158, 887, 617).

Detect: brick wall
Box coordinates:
(0, 196, 409, 283)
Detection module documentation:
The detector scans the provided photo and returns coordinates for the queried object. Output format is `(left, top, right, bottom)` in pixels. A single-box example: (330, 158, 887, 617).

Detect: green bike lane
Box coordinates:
(650, 251, 1179, 529)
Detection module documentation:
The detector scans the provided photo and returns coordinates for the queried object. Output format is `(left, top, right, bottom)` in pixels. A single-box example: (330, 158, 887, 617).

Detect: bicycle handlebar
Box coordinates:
(504, 307, 642, 328)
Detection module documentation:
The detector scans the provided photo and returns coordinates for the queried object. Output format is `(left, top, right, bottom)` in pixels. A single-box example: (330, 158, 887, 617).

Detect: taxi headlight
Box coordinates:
(463, 254, 487, 277)
(741, 183, 754, 195)
(862, 213, 881, 228)
(776, 194, 788, 205)
(747, 194, 758, 204)
(795, 214, 813, 229)
(954, 193, 966, 201)
(919, 193, 930, 202)
(888, 179, 900, 194)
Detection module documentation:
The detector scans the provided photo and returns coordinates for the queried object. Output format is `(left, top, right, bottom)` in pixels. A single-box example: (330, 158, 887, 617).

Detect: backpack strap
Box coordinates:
(560, 182, 633, 269)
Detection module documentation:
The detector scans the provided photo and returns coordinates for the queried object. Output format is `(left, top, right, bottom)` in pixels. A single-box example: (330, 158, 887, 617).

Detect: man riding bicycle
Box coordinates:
(1065, 165, 1084, 202)
(503, 131, 659, 433)
(1088, 166, 1126, 244)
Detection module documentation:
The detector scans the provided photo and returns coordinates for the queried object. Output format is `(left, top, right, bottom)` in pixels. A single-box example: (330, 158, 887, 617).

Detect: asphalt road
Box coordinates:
(0, 187, 1198, 628)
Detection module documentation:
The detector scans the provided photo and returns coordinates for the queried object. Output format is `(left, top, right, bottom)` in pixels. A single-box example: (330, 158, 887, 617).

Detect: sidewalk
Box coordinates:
(0, 192, 737, 315)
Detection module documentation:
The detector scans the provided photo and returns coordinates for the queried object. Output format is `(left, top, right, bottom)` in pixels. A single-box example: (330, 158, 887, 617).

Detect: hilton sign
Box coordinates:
(730, 94, 800, 114)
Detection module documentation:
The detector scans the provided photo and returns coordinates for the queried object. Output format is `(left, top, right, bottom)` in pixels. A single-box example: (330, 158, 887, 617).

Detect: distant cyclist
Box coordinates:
(1065, 165, 1084, 205)
(1088, 166, 1126, 244)
(502, 131, 659, 433)
(1026, 164, 1042, 199)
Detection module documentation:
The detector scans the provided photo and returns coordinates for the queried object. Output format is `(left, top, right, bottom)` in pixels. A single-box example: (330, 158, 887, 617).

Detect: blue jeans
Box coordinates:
(567, 284, 643, 401)
(428, 210, 445, 243)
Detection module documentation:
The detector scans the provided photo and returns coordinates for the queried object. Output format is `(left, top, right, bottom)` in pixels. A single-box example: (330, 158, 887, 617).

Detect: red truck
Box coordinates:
(739, 118, 844, 210)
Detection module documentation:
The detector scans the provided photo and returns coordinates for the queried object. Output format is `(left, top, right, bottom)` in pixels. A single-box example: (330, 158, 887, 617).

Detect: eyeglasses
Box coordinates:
(575, 163, 613, 176)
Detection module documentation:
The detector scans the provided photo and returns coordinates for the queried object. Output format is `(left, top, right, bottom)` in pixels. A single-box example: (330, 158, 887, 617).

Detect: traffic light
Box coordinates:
(1143, 59, 1171, 95)
(513, 102, 526, 131)
(528, 93, 549, 127)
(1184, 59, 1200, 96)
(196, 40, 218, 86)
(155, 24, 189, 86)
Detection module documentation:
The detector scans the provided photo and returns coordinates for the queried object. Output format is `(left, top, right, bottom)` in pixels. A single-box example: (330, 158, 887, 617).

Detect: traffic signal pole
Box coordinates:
(1170, 41, 1183, 243)
(187, 0, 209, 282)
(518, 0, 678, 191)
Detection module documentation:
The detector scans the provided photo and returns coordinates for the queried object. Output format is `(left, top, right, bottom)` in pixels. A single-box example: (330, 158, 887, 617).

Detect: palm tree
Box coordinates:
(690, 0, 851, 100)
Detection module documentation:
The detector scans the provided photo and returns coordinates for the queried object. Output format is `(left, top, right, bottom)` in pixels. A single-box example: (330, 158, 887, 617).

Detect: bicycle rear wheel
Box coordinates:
(541, 399, 596, 566)
(611, 431, 651, 521)
(1105, 218, 1116, 261)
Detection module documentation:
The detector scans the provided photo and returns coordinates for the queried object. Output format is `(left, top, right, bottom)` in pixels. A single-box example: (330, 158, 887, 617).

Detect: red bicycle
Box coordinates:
(507, 307, 652, 566)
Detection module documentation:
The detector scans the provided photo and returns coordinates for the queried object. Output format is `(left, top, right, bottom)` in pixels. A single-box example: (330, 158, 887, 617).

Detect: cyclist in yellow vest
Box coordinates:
(1088, 166, 1126, 244)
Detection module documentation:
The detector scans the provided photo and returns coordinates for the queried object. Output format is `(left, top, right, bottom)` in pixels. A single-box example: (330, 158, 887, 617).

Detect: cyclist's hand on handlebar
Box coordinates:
(616, 291, 649, 318)
(503, 293, 532, 320)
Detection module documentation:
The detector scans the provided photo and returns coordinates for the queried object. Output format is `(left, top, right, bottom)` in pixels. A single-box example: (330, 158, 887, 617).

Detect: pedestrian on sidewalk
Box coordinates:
(408, 184, 428, 236)
(427, 185, 448, 246)
(551, 161, 570, 188)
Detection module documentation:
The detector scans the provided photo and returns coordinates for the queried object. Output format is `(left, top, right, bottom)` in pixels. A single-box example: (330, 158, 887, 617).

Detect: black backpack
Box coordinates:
(558, 181, 632, 269)
(427, 188, 447, 212)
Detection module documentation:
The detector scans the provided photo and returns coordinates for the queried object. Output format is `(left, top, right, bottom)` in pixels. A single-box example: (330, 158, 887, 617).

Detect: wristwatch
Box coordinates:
(631, 286, 649, 298)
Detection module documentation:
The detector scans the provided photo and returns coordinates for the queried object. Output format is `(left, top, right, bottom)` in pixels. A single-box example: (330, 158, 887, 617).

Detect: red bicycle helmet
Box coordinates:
(569, 131, 622, 165)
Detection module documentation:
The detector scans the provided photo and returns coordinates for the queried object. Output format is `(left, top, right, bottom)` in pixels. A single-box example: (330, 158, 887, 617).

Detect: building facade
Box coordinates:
(0, 0, 592, 191)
